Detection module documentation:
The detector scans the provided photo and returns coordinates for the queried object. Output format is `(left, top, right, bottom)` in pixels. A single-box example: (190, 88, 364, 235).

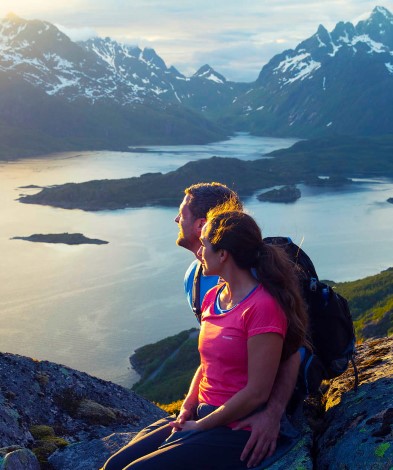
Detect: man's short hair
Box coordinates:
(184, 182, 243, 219)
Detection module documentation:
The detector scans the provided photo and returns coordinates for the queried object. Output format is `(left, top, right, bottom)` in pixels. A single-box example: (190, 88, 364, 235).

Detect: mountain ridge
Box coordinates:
(1, 6, 393, 157)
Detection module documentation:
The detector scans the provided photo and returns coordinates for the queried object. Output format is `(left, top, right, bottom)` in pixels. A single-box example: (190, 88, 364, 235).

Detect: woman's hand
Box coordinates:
(170, 420, 200, 432)
(169, 401, 197, 432)
(178, 420, 200, 431)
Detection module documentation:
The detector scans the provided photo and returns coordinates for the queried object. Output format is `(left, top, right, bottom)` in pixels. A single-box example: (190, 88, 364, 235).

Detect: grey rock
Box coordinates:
(49, 432, 136, 470)
(0, 401, 33, 447)
(0, 352, 166, 445)
(316, 337, 393, 468)
(0, 449, 40, 470)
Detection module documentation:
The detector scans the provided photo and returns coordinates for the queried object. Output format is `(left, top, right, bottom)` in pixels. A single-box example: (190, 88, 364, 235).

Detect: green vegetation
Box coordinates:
(332, 268, 393, 341)
(257, 185, 301, 203)
(132, 268, 393, 405)
(155, 399, 183, 416)
(375, 442, 390, 458)
(30, 425, 68, 467)
(19, 134, 393, 210)
(131, 329, 199, 404)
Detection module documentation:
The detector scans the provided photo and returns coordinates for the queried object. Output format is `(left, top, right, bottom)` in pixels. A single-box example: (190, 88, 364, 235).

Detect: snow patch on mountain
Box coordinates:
(351, 35, 388, 53)
(275, 53, 321, 85)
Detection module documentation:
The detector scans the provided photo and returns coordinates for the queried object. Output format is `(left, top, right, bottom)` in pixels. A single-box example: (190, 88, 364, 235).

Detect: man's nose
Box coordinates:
(174, 214, 180, 223)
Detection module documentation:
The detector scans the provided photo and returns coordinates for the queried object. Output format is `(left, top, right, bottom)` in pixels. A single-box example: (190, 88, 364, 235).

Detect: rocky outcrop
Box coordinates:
(0, 353, 166, 467)
(0, 448, 40, 470)
(315, 336, 393, 468)
(1, 337, 392, 469)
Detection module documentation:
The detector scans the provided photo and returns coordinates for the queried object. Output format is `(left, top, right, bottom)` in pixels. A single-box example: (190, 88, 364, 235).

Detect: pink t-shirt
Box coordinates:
(198, 283, 287, 408)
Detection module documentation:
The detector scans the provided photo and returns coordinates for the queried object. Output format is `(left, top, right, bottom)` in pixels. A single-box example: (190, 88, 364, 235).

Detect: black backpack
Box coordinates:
(192, 236, 358, 395)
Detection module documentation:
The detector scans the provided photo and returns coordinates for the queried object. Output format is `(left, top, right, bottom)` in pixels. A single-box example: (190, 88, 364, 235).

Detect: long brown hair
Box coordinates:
(206, 205, 309, 359)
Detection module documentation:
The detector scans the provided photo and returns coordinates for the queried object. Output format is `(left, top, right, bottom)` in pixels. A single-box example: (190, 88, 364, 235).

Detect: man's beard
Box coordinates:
(176, 231, 195, 252)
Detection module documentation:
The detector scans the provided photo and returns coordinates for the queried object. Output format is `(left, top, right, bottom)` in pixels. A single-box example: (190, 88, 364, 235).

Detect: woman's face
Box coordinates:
(197, 224, 222, 276)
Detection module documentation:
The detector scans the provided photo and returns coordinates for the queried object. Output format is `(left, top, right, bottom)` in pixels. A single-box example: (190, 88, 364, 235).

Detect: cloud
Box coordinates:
(56, 24, 98, 42)
(2, 0, 393, 81)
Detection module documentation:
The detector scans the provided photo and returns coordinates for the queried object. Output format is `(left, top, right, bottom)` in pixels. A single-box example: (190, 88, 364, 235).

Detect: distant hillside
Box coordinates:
(131, 268, 393, 404)
(131, 329, 200, 403)
(332, 267, 393, 340)
(19, 135, 393, 211)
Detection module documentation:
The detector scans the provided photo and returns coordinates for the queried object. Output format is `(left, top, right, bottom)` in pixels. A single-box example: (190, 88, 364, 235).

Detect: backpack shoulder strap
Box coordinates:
(192, 262, 203, 324)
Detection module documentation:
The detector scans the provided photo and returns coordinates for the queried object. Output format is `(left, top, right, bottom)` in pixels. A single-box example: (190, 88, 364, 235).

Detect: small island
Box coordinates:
(11, 233, 109, 245)
(257, 185, 301, 203)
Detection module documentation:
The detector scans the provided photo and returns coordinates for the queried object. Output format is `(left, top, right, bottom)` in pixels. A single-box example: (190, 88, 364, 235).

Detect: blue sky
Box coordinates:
(1, 1, 393, 81)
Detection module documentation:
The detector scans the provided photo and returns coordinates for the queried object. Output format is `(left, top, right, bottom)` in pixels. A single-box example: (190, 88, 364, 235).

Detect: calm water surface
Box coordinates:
(0, 134, 392, 386)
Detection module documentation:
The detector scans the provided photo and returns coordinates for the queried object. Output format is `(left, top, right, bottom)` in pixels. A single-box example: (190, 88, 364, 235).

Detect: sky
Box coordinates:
(1, 1, 393, 82)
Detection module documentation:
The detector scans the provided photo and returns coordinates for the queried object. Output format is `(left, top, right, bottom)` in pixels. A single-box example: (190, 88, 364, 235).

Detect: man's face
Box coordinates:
(174, 195, 203, 254)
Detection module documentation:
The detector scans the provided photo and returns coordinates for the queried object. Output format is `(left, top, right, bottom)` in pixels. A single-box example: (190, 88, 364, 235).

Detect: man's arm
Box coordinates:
(234, 351, 301, 468)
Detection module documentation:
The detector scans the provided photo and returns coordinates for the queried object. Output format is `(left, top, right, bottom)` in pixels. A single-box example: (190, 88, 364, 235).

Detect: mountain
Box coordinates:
(1, 7, 393, 157)
(225, 6, 393, 137)
(0, 14, 230, 157)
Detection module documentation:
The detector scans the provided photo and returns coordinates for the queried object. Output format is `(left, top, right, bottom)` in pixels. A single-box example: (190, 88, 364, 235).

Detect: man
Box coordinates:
(174, 182, 302, 468)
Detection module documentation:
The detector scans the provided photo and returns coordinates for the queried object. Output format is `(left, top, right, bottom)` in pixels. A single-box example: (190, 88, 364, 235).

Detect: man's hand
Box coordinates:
(233, 408, 280, 468)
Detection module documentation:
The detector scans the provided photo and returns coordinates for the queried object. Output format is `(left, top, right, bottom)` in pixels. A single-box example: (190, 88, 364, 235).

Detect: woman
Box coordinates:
(102, 207, 308, 470)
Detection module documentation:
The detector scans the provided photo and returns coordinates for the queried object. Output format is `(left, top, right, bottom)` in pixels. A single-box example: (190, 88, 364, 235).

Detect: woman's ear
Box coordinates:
(219, 249, 228, 262)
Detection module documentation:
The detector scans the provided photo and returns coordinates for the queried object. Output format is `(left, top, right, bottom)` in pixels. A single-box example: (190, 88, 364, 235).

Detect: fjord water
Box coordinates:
(0, 134, 392, 387)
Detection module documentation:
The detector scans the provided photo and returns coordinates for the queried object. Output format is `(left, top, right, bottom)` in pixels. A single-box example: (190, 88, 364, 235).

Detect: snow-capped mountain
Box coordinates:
(0, 13, 238, 109)
(0, 13, 231, 154)
(231, 6, 393, 137)
(1, 7, 392, 157)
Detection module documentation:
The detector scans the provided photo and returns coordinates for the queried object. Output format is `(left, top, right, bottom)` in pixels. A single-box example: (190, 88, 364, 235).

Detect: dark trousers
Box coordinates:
(101, 413, 300, 470)
(102, 416, 252, 470)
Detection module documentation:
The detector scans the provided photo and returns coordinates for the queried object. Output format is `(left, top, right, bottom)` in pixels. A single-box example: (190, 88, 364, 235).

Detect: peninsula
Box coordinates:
(18, 135, 393, 211)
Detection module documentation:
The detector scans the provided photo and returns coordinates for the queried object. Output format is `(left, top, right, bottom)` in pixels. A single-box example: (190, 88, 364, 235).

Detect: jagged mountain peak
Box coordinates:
(193, 64, 226, 83)
(356, 5, 393, 46)
(316, 24, 329, 36)
(370, 5, 393, 21)
(140, 47, 167, 70)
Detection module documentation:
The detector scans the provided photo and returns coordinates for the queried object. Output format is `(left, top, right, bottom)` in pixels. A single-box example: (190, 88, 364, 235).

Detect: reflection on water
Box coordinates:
(0, 134, 392, 386)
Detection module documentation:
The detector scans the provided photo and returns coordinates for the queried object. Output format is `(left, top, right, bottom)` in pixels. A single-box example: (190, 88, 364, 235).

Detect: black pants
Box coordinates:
(102, 416, 252, 470)
(102, 415, 300, 470)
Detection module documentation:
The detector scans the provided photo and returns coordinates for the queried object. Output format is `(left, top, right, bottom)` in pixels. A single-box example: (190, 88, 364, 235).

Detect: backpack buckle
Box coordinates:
(310, 277, 318, 291)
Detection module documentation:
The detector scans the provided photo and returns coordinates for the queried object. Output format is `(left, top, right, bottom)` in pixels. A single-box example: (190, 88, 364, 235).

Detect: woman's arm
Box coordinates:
(171, 365, 202, 429)
(182, 333, 283, 431)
